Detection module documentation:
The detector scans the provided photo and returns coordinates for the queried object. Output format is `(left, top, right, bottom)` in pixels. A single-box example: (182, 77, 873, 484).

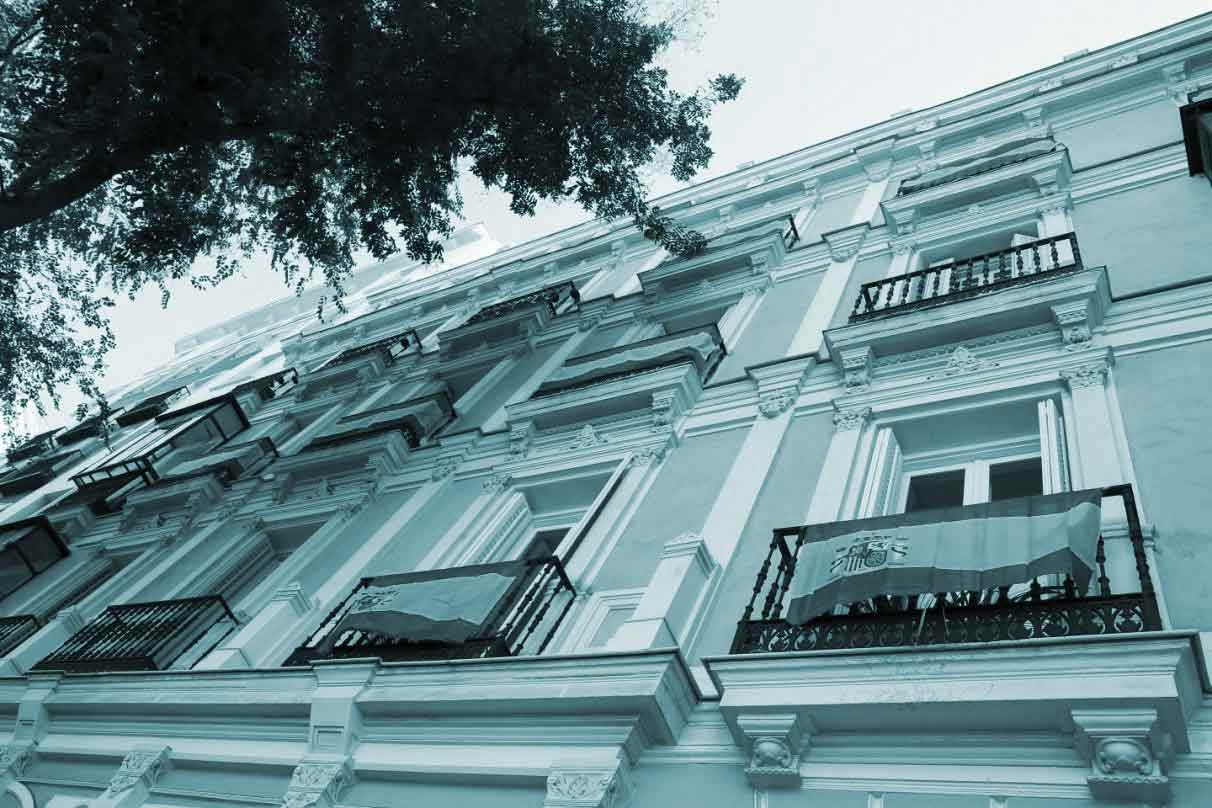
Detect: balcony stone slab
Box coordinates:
(637, 220, 786, 296)
(704, 632, 1204, 769)
(825, 265, 1110, 361)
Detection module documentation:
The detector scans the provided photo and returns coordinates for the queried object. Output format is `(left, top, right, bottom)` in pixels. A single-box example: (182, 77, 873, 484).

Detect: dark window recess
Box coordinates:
(522, 529, 568, 561)
(0, 518, 68, 603)
(114, 387, 189, 427)
(1181, 99, 1212, 186)
(989, 457, 1045, 502)
(905, 470, 966, 513)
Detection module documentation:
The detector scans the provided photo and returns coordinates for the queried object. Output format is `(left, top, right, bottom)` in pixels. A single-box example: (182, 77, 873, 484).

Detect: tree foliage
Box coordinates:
(0, 0, 740, 428)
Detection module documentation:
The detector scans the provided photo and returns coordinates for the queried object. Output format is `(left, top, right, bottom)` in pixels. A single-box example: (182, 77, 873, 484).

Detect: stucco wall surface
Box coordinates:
(1114, 341, 1212, 631)
(1072, 175, 1212, 296)
(689, 412, 832, 661)
(1058, 99, 1179, 170)
(592, 426, 749, 592)
(714, 272, 823, 382)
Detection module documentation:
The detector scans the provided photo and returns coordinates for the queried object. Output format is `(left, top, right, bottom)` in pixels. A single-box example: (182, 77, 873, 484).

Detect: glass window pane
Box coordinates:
(17, 527, 66, 573)
(990, 457, 1044, 501)
(0, 545, 33, 600)
(905, 470, 965, 513)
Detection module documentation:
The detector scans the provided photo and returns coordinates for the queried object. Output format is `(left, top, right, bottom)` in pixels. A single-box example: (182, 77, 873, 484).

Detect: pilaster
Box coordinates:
(606, 532, 718, 650)
(197, 581, 316, 669)
(801, 406, 872, 524)
(0, 609, 84, 677)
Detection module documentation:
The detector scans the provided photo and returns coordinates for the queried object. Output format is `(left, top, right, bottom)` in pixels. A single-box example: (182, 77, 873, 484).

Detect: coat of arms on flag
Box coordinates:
(830, 535, 910, 575)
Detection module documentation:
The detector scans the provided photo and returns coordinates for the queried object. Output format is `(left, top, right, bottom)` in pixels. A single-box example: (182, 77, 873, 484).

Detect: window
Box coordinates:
(904, 469, 966, 512)
(0, 520, 68, 603)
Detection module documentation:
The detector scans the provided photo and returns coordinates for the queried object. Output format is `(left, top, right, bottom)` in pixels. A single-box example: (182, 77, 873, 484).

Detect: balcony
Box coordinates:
(638, 218, 788, 297)
(508, 324, 725, 429)
(730, 485, 1160, 656)
(440, 281, 580, 361)
(31, 595, 237, 673)
(0, 614, 40, 658)
(6, 428, 61, 463)
(114, 386, 189, 427)
(319, 329, 420, 371)
(895, 138, 1059, 197)
(307, 387, 455, 453)
(0, 449, 81, 497)
(284, 556, 575, 666)
(851, 233, 1082, 321)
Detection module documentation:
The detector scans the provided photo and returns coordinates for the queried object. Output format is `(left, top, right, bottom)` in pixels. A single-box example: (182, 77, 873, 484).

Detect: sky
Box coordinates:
(81, 0, 1212, 411)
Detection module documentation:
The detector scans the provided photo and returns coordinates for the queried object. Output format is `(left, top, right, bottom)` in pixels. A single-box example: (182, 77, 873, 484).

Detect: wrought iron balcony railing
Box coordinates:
(32, 595, 237, 673)
(284, 556, 575, 666)
(850, 233, 1082, 321)
(321, 329, 421, 371)
(730, 485, 1161, 655)
(465, 280, 580, 326)
(0, 614, 41, 658)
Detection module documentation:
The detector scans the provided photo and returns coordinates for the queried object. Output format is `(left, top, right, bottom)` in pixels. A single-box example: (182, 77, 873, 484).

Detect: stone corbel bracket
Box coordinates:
(837, 345, 875, 393)
(281, 759, 354, 808)
(854, 138, 896, 183)
(1051, 298, 1104, 351)
(1072, 708, 1173, 805)
(736, 713, 810, 789)
(749, 354, 815, 420)
(821, 223, 870, 264)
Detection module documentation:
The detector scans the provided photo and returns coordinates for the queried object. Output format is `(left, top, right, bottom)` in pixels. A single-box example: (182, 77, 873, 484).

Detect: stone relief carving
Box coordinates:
(544, 764, 632, 808)
(757, 389, 795, 418)
(509, 423, 534, 458)
(832, 407, 871, 432)
(571, 424, 608, 449)
(281, 761, 352, 808)
(925, 346, 999, 380)
(1061, 362, 1109, 389)
(631, 445, 667, 467)
(651, 391, 678, 433)
(0, 746, 32, 780)
(482, 472, 512, 493)
(102, 746, 170, 797)
(430, 457, 459, 481)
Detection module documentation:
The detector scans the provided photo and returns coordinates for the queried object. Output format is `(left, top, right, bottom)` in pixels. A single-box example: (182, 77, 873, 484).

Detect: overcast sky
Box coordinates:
(88, 0, 1212, 404)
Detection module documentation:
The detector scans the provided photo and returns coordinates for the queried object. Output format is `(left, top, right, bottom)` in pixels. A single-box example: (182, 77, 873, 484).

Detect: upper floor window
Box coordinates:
(1180, 98, 1212, 188)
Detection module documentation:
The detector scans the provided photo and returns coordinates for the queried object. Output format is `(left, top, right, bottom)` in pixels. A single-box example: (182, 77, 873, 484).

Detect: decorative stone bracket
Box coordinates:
(94, 745, 171, 808)
(837, 345, 874, 392)
(1071, 708, 1173, 805)
(281, 760, 353, 808)
(737, 713, 809, 789)
(0, 744, 33, 783)
(1051, 299, 1097, 351)
(545, 759, 633, 808)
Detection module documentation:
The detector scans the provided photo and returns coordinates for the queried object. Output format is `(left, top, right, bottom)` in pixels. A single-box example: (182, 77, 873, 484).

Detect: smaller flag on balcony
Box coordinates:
(321, 564, 525, 648)
(785, 489, 1103, 623)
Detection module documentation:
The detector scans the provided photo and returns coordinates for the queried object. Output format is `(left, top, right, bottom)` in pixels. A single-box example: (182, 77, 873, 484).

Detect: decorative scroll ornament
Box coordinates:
(281, 761, 352, 808)
(1052, 300, 1094, 350)
(832, 407, 871, 432)
(1061, 362, 1109, 389)
(758, 389, 795, 418)
(738, 714, 804, 789)
(102, 746, 171, 796)
(651, 390, 679, 433)
(509, 423, 534, 458)
(482, 472, 512, 493)
(1072, 708, 1172, 805)
(838, 346, 874, 392)
(430, 457, 459, 481)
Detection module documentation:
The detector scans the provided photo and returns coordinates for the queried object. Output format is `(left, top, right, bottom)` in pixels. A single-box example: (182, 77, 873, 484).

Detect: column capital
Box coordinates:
(1061, 359, 1111, 389)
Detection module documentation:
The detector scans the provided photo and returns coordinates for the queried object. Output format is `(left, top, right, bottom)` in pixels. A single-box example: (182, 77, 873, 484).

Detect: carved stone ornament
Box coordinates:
(482, 472, 512, 493)
(1052, 300, 1094, 350)
(651, 390, 679, 433)
(1072, 708, 1172, 805)
(430, 457, 459, 481)
(926, 346, 999, 380)
(832, 406, 871, 432)
(544, 763, 632, 808)
(1061, 362, 1109, 389)
(737, 713, 805, 789)
(758, 389, 796, 418)
(0, 745, 32, 780)
(571, 424, 608, 449)
(839, 346, 874, 392)
(631, 445, 667, 467)
(281, 761, 352, 808)
(102, 746, 171, 797)
(509, 422, 534, 458)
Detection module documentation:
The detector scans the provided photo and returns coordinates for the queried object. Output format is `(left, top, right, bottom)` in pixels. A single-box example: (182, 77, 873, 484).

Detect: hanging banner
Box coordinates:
(785, 489, 1103, 624)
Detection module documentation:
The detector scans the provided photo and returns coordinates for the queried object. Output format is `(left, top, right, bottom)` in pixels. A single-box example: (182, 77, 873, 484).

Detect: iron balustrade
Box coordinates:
(322, 330, 420, 370)
(783, 214, 800, 250)
(0, 614, 40, 658)
(730, 485, 1161, 655)
(32, 595, 237, 673)
(850, 233, 1083, 321)
(895, 143, 1058, 197)
(464, 281, 580, 326)
(284, 556, 576, 666)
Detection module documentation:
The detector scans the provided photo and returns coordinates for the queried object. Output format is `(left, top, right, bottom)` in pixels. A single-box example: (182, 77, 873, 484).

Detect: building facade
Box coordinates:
(1, 14, 1212, 808)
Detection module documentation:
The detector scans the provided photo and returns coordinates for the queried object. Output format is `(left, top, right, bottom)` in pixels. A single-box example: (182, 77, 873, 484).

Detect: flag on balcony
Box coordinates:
(785, 489, 1103, 623)
(321, 563, 527, 647)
